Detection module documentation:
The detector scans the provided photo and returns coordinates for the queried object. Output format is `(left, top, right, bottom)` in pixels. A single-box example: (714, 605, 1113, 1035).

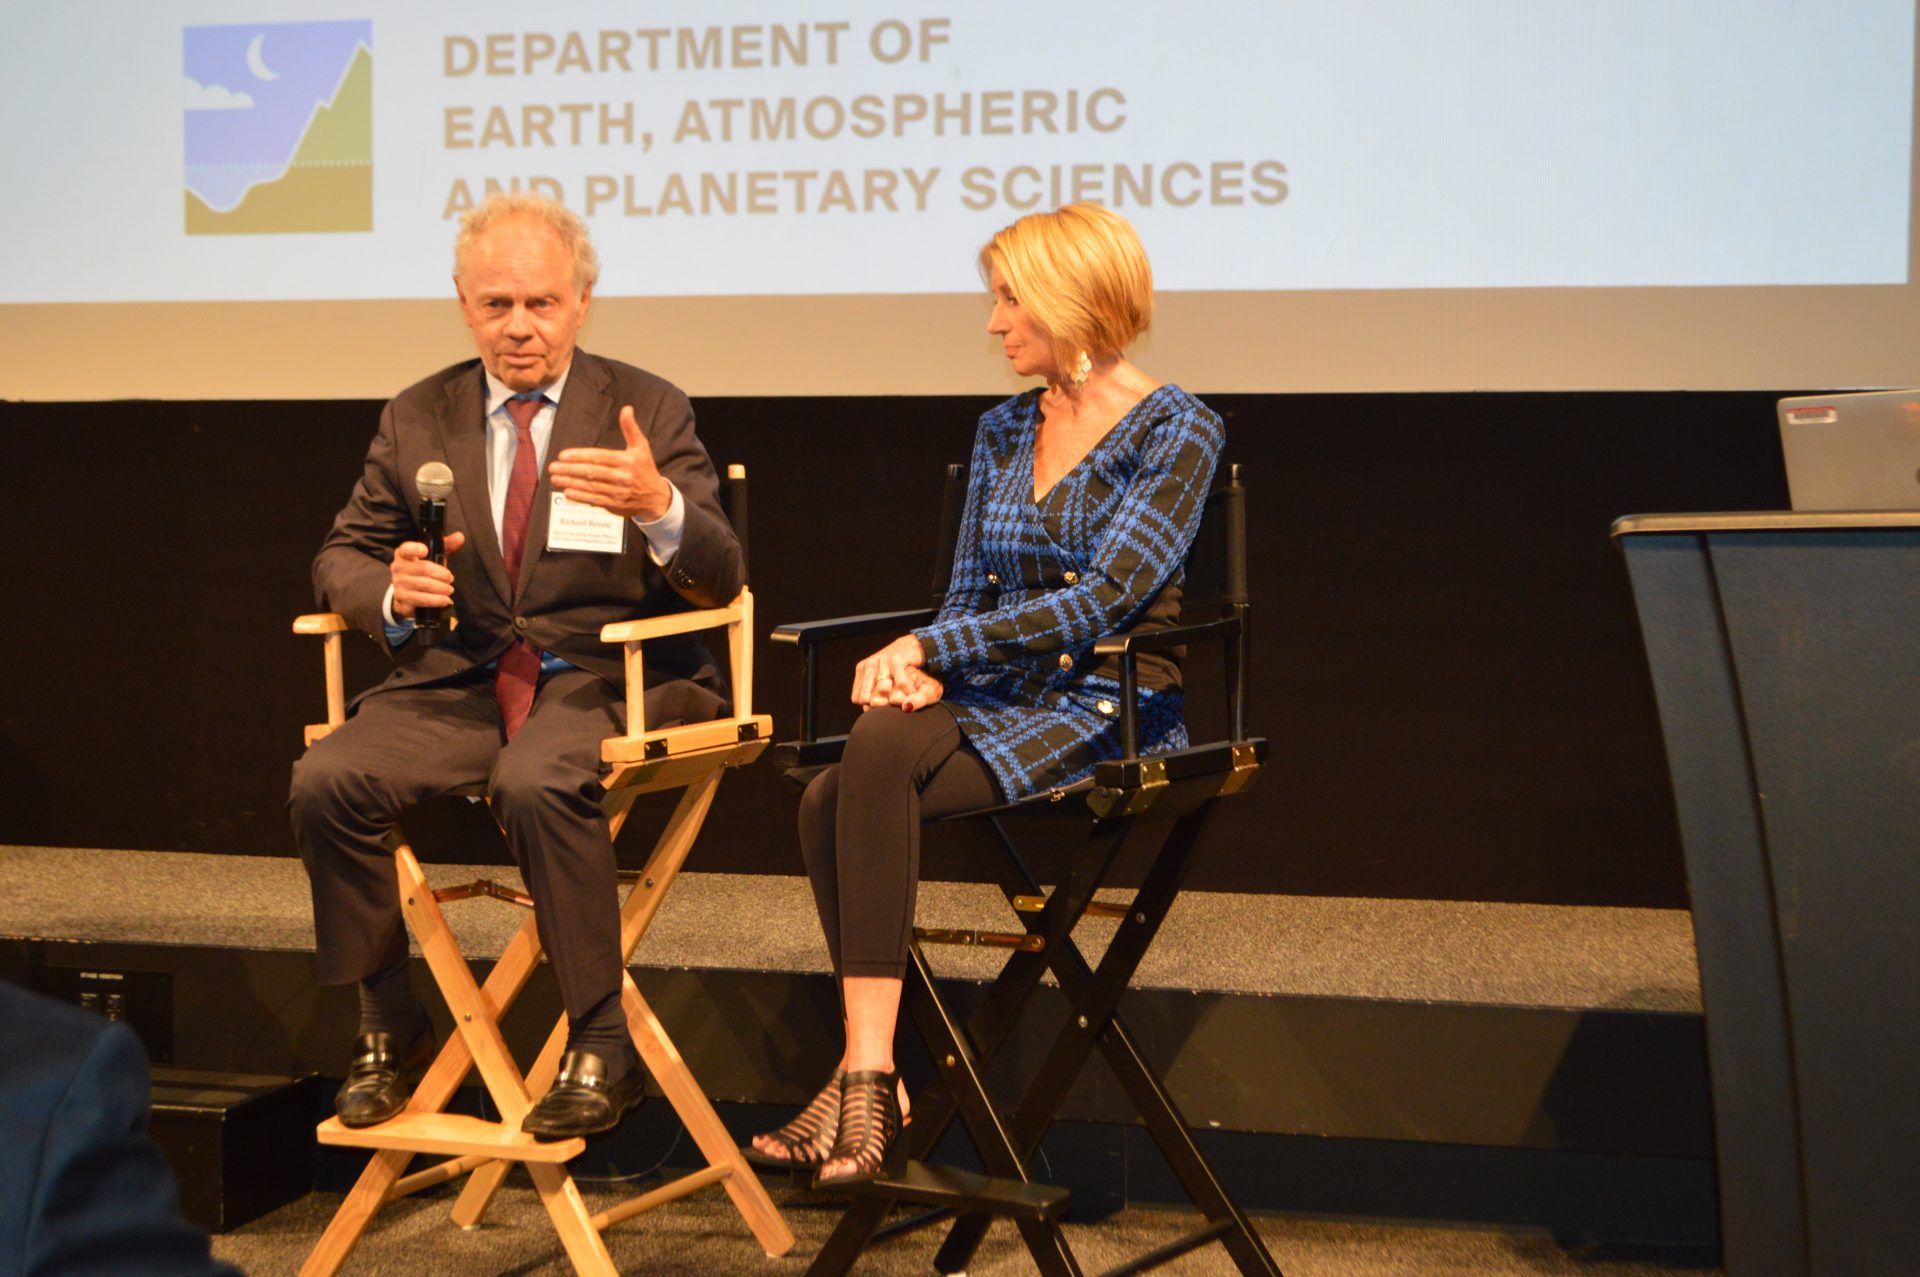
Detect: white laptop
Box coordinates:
(1777, 390, 1920, 511)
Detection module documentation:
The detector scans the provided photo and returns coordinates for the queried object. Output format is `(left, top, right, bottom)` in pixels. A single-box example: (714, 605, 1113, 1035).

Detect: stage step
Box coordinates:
(0, 844, 1715, 1248)
(148, 1067, 314, 1233)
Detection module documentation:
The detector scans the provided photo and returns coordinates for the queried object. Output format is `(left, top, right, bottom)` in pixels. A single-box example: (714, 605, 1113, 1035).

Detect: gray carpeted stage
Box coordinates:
(209, 1182, 1719, 1276)
(0, 845, 1698, 1011)
(0, 844, 1718, 1275)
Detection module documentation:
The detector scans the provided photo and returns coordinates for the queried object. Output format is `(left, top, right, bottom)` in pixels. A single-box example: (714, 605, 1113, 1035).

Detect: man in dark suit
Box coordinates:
(289, 192, 742, 1139)
(0, 981, 239, 1276)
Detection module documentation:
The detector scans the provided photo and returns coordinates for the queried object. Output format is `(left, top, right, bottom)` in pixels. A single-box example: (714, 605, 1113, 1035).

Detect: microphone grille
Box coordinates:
(415, 461, 455, 501)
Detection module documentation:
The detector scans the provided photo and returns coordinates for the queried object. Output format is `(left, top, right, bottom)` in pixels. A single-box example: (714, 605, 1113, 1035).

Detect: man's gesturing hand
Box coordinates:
(390, 530, 467, 619)
(548, 404, 673, 521)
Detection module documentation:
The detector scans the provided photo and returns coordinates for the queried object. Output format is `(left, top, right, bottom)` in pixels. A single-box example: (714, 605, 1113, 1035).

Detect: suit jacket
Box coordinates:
(315, 350, 743, 725)
(914, 384, 1223, 799)
(0, 982, 238, 1277)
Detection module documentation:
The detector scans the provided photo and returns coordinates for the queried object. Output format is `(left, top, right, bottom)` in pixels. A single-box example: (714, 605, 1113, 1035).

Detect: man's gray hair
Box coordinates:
(453, 192, 600, 293)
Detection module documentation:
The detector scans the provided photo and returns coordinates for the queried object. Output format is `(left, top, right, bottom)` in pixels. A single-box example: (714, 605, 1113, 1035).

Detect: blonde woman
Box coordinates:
(753, 204, 1224, 1183)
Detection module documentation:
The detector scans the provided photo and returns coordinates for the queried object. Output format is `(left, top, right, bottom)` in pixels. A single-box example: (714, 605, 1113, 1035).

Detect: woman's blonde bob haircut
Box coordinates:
(454, 191, 601, 294)
(978, 202, 1154, 373)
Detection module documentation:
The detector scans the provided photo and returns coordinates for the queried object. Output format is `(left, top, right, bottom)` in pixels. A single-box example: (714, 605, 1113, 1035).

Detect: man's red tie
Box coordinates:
(494, 393, 546, 739)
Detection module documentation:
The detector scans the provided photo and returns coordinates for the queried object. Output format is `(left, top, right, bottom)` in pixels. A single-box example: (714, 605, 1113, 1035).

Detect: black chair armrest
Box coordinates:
(771, 608, 938, 748)
(771, 735, 850, 783)
(772, 608, 937, 647)
(1091, 614, 1241, 657)
(1088, 736, 1269, 818)
(1094, 609, 1249, 759)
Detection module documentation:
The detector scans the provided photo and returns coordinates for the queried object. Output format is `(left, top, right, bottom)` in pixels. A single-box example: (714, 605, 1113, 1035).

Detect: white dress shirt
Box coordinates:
(381, 360, 687, 638)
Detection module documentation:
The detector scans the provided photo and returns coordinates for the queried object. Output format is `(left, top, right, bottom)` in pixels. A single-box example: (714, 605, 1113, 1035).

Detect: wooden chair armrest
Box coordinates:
(293, 613, 350, 742)
(602, 589, 758, 745)
(600, 603, 741, 644)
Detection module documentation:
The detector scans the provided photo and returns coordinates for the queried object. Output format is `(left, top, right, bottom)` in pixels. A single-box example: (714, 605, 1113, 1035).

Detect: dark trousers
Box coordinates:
(288, 666, 624, 1021)
(798, 705, 999, 982)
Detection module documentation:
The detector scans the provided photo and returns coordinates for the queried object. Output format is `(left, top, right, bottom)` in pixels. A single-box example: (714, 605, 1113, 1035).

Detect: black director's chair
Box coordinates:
(771, 463, 1282, 1277)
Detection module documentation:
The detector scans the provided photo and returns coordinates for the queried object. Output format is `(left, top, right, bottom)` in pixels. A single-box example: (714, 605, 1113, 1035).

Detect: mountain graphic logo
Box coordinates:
(184, 20, 372, 235)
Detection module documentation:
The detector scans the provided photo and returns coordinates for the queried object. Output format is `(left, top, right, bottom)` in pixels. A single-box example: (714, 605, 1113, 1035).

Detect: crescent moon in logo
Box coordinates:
(246, 33, 280, 81)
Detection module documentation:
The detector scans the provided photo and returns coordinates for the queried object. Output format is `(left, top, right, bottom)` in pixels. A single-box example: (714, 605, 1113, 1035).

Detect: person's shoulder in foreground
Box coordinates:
(0, 981, 241, 1277)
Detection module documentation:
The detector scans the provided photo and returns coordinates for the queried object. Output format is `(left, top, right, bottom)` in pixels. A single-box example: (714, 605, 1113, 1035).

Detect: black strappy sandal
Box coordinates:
(814, 1069, 906, 1186)
(744, 1069, 844, 1169)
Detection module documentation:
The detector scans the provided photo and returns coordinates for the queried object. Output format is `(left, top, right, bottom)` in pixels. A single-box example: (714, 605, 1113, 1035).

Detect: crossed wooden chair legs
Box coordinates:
(300, 754, 794, 1276)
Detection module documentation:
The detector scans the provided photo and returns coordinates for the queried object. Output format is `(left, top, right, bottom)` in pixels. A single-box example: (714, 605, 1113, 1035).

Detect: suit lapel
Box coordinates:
(436, 366, 515, 606)
(517, 351, 614, 600)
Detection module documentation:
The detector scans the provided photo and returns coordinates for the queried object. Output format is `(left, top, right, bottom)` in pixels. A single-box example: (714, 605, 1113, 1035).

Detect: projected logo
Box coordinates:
(184, 20, 372, 235)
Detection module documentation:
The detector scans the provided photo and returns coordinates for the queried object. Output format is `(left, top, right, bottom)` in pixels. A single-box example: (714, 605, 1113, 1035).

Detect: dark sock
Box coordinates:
(356, 959, 429, 1042)
(566, 991, 635, 1081)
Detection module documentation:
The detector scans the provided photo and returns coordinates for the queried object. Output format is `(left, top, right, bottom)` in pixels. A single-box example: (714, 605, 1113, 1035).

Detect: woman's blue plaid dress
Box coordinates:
(914, 383, 1225, 800)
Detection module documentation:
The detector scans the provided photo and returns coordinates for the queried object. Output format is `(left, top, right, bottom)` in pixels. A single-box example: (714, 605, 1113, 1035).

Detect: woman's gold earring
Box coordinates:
(1070, 351, 1092, 387)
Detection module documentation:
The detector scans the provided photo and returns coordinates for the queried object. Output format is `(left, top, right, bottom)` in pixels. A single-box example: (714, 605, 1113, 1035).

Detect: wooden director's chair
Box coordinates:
(292, 467, 794, 1275)
(771, 463, 1282, 1277)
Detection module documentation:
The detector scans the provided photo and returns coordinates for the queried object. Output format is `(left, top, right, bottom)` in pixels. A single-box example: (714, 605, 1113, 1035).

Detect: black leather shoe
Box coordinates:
(335, 1029, 435, 1129)
(523, 1048, 646, 1141)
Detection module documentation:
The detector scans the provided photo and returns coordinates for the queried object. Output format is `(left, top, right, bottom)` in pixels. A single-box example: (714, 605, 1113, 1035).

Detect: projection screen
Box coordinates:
(3, 0, 1916, 400)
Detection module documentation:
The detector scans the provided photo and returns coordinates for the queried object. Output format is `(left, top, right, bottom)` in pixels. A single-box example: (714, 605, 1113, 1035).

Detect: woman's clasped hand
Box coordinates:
(851, 634, 944, 711)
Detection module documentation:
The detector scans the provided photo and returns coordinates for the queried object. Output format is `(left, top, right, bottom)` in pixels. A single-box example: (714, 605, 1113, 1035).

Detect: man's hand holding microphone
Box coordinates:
(391, 461, 462, 642)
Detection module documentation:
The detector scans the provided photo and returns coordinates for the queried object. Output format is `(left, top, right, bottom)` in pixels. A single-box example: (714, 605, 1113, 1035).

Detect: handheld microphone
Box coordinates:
(414, 461, 455, 646)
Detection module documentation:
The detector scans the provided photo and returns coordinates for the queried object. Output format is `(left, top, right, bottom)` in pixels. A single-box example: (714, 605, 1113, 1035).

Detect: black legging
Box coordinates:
(798, 704, 1000, 981)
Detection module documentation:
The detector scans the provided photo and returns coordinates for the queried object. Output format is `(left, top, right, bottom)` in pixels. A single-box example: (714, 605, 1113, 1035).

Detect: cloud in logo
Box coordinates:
(185, 76, 254, 111)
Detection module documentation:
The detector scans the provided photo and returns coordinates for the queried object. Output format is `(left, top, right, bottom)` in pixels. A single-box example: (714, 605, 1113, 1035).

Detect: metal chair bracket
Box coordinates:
(1011, 894, 1134, 921)
(430, 878, 535, 909)
(1086, 758, 1168, 820)
(1216, 742, 1263, 796)
(913, 926, 1046, 953)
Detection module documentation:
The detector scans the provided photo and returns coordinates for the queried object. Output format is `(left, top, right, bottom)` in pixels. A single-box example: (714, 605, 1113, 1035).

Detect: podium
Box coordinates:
(1613, 512, 1920, 1277)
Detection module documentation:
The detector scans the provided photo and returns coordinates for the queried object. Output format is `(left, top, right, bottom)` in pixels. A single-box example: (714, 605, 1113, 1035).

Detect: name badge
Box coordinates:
(547, 492, 627, 554)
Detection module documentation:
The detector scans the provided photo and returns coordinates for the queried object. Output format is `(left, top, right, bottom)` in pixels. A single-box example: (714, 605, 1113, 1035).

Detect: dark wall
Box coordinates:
(0, 390, 1793, 906)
